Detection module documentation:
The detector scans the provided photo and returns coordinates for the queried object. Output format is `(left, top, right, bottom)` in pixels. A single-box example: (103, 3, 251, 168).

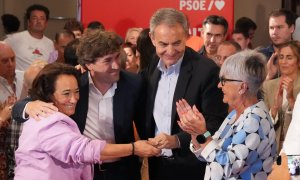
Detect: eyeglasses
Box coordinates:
(219, 77, 243, 86)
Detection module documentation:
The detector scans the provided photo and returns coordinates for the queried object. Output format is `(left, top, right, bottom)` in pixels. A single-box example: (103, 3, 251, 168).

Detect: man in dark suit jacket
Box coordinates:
(143, 8, 228, 180)
(12, 30, 159, 180)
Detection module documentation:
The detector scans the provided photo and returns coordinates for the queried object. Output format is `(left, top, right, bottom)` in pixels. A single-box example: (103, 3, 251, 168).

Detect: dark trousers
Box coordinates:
(93, 159, 141, 180)
(148, 156, 206, 180)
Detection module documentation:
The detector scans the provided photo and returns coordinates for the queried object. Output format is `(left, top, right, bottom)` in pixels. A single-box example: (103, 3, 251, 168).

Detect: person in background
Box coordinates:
(232, 29, 251, 50)
(4, 4, 54, 71)
(125, 27, 142, 45)
(122, 42, 139, 73)
(177, 50, 276, 179)
(261, 9, 297, 80)
(87, 21, 105, 31)
(64, 19, 84, 39)
(14, 63, 160, 180)
(215, 40, 241, 67)
(64, 39, 80, 66)
(48, 30, 75, 63)
(235, 17, 257, 48)
(136, 28, 155, 73)
(143, 8, 227, 180)
(199, 15, 228, 63)
(263, 40, 300, 152)
(1, 14, 20, 40)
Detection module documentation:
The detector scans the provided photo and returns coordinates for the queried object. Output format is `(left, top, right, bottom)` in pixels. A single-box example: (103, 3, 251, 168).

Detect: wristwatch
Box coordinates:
(196, 131, 211, 144)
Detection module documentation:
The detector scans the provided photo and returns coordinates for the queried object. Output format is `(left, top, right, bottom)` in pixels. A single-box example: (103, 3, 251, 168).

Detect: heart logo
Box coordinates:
(215, 0, 225, 11)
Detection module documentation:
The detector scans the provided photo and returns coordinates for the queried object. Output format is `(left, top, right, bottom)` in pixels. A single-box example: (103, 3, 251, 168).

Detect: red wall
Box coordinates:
(81, 0, 234, 38)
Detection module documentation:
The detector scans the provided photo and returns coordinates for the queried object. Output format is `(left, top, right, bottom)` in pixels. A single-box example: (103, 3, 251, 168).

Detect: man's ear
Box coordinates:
(149, 32, 156, 47)
(85, 63, 93, 71)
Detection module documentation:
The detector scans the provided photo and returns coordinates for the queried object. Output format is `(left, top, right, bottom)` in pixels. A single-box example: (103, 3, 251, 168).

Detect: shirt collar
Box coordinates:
(157, 55, 184, 75)
(88, 72, 117, 97)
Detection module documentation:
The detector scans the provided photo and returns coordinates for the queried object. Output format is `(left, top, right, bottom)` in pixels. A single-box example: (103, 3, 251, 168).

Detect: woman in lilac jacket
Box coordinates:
(14, 63, 160, 180)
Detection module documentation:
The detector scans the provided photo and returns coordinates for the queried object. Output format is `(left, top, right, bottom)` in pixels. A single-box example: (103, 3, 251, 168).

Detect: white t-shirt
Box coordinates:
(4, 31, 54, 71)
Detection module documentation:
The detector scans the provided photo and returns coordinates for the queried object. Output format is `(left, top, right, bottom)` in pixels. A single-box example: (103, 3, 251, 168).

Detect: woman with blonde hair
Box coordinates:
(263, 40, 300, 152)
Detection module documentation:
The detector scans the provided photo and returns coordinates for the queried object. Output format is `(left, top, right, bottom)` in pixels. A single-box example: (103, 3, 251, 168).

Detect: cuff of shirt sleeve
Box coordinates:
(22, 103, 30, 120)
(190, 141, 202, 158)
(200, 140, 218, 159)
(269, 109, 279, 125)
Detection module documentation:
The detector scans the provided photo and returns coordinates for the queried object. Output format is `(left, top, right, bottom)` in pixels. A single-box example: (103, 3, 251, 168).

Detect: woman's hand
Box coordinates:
(281, 76, 295, 110)
(176, 99, 207, 135)
(271, 82, 283, 119)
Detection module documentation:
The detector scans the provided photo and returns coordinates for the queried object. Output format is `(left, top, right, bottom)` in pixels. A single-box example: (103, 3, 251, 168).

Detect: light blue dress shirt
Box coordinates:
(153, 57, 183, 156)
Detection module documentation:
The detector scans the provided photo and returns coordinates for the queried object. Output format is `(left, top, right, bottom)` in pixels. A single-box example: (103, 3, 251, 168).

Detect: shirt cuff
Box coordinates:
(22, 103, 30, 120)
(201, 140, 218, 159)
(269, 109, 279, 125)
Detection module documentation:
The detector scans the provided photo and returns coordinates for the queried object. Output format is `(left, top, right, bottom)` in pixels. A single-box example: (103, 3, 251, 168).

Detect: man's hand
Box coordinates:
(148, 133, 180, 149)
(266, 52, 278, 80)
(26, 100, 58, 120)
(134, 140, 161, 157)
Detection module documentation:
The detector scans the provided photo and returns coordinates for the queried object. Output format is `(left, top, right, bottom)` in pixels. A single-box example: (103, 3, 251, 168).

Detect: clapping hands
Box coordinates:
(176, 99, 207, 136)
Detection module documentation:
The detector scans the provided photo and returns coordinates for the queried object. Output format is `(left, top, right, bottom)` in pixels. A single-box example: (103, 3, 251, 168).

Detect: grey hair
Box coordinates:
(220, 50, 267, 96)
(149, 8, 189, 35)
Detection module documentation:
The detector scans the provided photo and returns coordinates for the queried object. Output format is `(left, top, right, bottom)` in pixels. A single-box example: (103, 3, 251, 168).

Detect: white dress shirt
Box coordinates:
(83, 72, 117, 145)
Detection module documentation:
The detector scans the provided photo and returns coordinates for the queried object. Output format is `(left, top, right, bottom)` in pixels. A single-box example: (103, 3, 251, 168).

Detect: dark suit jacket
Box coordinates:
(12, 70, 142, 180)
(143, 47, 228, 180)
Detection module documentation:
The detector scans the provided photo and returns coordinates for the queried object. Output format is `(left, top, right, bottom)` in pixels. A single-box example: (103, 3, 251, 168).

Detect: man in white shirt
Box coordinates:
(4, 4, 54, 71)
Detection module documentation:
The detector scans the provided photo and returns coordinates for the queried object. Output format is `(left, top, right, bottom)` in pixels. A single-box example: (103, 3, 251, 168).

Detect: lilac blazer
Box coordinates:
(15, 112, 106, 180)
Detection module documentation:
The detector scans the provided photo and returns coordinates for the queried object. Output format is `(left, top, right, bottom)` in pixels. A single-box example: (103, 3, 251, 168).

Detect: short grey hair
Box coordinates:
(149, 8, 189, 35)
(220, 50, 267, 96)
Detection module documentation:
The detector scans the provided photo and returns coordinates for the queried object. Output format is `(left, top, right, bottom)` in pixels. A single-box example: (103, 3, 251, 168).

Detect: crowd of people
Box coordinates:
(0, 3, 300, 180)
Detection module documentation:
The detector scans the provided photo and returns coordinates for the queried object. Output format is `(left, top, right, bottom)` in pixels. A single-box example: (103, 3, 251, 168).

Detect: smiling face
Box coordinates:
(217, 77, 243, 107)
(51, 74, 79, 116)
(278, 45, 299, 77)
(150, 23, 187, 68)
(123, 47, 137, 70)
(201, 23, 226, 56)
(85, 51, 121, 84)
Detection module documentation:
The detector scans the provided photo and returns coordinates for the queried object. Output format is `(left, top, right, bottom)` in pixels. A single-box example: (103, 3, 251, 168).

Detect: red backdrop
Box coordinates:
(81, 0, 234, 38)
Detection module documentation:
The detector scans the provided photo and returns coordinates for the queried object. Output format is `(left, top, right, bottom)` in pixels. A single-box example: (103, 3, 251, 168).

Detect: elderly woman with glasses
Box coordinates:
(176, 50, 277, 179)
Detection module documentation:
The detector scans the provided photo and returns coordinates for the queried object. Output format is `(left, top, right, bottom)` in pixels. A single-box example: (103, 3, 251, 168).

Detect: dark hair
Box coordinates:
(55, 29, 75, 42)
(136, 28, 155, 71)
(232, 28, 250, 39)
(26, 4, 50, 20)
(64, 39, 80, 66)
(219, 40, 242, 51)
(235, 17, 257, 32)
(203, 15, 228, 34)
(269, 9, 297, 27)
(1, 14, 20, 34)
(64, 19, 84, 33)
(87, 21, 105, 31)
(122, 42, 137, 56)
(29, 63, 80, 102)
(77, 30, 122, 66)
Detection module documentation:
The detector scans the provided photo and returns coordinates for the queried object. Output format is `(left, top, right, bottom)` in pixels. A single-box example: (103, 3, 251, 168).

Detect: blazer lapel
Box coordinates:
(171, 55, 193, 128)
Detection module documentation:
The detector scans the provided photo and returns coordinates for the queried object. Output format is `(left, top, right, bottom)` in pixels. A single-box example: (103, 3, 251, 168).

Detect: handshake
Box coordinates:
(134, 133, 179, 157)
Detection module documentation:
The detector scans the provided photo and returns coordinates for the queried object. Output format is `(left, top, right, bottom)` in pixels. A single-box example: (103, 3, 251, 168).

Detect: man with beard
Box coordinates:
(4, 4, 54, 71)
(261, 9, 297, 80)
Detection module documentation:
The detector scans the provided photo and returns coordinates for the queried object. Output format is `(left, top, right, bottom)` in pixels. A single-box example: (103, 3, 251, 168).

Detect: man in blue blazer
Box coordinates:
(143, 8, 228, 180)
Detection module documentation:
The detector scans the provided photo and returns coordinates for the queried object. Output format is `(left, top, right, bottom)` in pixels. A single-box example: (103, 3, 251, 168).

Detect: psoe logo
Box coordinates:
(179, 0, 225, 11)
